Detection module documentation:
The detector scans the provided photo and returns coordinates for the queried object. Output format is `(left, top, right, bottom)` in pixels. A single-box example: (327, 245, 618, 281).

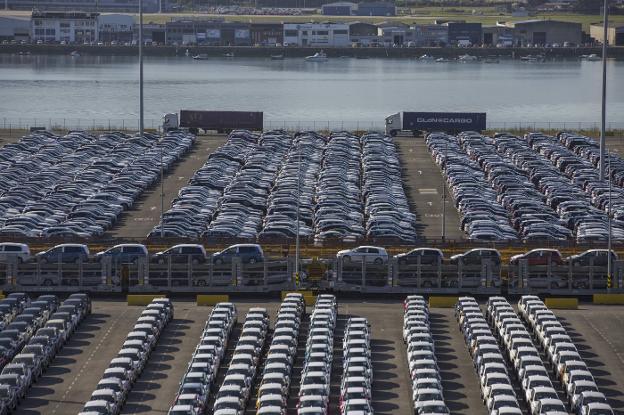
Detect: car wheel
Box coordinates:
(343, 256, 351, 263)
(215, 258, 223, 265)
(249, 258, 256, 264)
(191, 258, 199, 265)
(157, 258, 164, 265)
(374, 257, 383, 265)
(197, 279, 206, 286)
(43, 279, 53, 287)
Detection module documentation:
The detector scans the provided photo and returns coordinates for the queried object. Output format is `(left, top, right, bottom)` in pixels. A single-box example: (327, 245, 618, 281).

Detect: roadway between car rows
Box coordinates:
(15, 301, 143, 415)
(110, 135, 227, 239)
(395, 137, 464, 241)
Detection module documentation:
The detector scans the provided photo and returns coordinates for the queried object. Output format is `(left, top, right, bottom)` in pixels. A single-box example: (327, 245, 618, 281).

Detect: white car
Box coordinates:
(337, 246, 388, 264)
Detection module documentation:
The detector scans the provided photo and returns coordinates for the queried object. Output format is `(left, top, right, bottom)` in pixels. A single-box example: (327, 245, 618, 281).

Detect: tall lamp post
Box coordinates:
(139, 0, 144, 138)
(599, 0, 608, 181)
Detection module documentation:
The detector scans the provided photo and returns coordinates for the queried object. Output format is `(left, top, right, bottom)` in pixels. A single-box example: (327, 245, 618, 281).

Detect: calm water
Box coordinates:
(0, 54, 622, 129)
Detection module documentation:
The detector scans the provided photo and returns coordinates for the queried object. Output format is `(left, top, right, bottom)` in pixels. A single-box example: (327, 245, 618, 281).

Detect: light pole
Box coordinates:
(599, 0, 608, 181)
(139, 0, 144, 137)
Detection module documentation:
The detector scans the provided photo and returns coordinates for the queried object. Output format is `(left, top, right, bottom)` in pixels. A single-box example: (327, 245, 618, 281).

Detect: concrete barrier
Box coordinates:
(127, 294, 166, 306)
(197, 294, 230, 306)
(429, 296, 458, 308)
(303, 295, 317, 306)
(593, 294, 624, 305)
(545, 298, 578, 309)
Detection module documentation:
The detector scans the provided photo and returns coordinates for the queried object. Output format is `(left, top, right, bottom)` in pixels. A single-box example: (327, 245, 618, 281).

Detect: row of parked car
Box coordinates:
(262, 132, 325, 241)
(455, 297, 523, 415)
(81, 298, 173, 415)
(525, 132, 624, 243)
(0, 130, 195, 239)
(427, 132, 518, 241)
(206, 132, 292, 239)
(362, 133, 416, 243)
(456, 297, 521, 415)
(151, 131, 257, 238)
(403, 295, 449, 415)
(0, 293, 90, 414)
(254, 293, 305, 414)
(518, 296, 613, 415)
(340, 317, 373, 415)
(169, 302, 236, 415)
(214, 307, 269, 415)
(313, 133, 363, 244)
(296, 294, 337, 415)
(486, 297, 569, 415)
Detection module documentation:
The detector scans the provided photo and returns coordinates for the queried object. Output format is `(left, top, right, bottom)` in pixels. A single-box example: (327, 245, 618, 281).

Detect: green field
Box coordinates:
(2, 8, 622, 31)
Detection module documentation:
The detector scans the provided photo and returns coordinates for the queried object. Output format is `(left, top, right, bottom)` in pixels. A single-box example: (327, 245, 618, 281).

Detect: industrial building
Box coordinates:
(412, 24, 448, 46)
(482, 25, 514, 47)
(590, 23, 624, 46)
(321, 2, 357, 16)
(31, 11, 99, 43)
(446, 22, 482, 46)
(164, 19, 251, 46)
(348, 21, 379, 46)
(0, 16, 30, 41)
(505, 19, 582, 46)
(6, 0, 159, 12)
(355, 1, 395, 17)
(250, 22, 283, 46)
(98, 14, 134, 43)
(283, 22, 350, 47)
(321, 1, 394, 16)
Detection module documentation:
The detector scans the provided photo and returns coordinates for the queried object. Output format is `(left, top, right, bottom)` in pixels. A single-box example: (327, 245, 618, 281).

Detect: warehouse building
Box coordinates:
(590, 23, 624, 46)
(7, 0, 158, 12)
(250, 23, 283, 46)
(321, 2, 356, 16)
(356, 1, 395, 16)
(506, 19, 582, 46)
(446, 22, 482, 46)
(349, 21, 379, 46)
(98, 14, 134, 43)
(0, 16, 30, 41)
(283, 22, 349, 47)
(31, 11, 99, 43)
(377, 21, 409, 46)
(412, 24, 448, 46)
(482, 25, 514, 47)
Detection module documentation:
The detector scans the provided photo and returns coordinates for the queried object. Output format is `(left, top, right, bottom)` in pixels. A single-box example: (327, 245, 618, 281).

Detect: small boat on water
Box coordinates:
(223, 52, 234, 58)
(305, 51, 328, 62)
(192, 54, 209, 60)
(70, 50, 80, 57)
(435, 57, 453, 63)
(458, 54, 478, 62)
(582, 53, 601, 61)
(520, 54, 545, 62)
(270, 54, 284, 60)
(419, 54, 435, 61)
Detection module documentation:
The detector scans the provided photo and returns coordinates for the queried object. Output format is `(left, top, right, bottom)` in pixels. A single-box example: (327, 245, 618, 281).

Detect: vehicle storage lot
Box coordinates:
(109, 135, 227, 239)
(9, 299, 624, 415)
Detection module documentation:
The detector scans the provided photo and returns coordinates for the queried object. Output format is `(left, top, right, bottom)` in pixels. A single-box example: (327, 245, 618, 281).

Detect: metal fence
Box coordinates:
(1, 256, 622, 295)
(2, 117, 624, 134)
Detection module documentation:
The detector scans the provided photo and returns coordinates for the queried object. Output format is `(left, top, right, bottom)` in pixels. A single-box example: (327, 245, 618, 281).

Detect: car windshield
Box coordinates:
(422, 405, 449, 413)
(215, 401, 239, 410)
(542, 403, 566, 412)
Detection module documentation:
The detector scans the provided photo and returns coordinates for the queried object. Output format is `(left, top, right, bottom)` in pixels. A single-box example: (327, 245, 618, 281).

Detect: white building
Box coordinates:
(283, 23, 350, 47)
(31, 11, 99, 43)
